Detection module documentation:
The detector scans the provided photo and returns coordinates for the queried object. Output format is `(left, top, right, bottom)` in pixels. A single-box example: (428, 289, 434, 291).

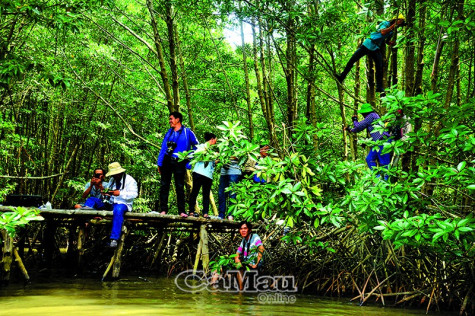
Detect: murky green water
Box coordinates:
(0, 276, 453, 316)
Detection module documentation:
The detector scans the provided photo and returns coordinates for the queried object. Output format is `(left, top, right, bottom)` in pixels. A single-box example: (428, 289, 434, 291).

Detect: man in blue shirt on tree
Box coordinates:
(156, 112, 198, 216)
(336, 15, 405, 94)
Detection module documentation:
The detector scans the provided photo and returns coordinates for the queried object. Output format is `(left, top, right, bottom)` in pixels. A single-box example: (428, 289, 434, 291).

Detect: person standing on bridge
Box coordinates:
(103, 162, 138, 248)
(156, 112, 198, 217)
(188, 132, 217, 218)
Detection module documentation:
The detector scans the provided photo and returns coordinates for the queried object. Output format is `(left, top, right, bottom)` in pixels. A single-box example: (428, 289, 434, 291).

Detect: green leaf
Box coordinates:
(313, 218, 319, 228)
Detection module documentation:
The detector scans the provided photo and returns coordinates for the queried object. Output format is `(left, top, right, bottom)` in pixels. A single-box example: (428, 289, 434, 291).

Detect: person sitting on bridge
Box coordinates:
(83, 162, 138, 248)
(104, 162, 138, 248)
(188, 132, 217, 218)
(74, 168, 107, 209)
(336, 14, 405, 94)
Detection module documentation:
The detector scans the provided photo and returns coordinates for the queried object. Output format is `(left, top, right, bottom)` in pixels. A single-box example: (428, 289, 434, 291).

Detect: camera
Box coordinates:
(166, 141, 177, 154)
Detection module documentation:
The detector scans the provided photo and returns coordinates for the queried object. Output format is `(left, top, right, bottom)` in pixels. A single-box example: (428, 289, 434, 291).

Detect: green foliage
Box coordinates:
(0, 207, 39, 237)
(209, 254, 238, 272)
(375, 213, 474, 258)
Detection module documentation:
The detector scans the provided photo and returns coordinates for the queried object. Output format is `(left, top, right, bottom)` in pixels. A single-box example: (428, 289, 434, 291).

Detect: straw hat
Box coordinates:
(106, 162, 126, 177)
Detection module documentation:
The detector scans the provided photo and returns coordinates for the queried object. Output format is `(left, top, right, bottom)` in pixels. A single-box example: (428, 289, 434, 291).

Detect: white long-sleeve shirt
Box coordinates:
(106, 174, 138, 212)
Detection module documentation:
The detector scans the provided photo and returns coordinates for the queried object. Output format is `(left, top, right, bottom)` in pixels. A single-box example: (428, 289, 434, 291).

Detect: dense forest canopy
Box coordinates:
(0, 0, 474, 312)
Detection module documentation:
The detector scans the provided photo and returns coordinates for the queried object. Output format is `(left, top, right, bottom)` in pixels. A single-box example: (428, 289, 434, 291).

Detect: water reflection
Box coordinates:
(0, 277, 454, 316)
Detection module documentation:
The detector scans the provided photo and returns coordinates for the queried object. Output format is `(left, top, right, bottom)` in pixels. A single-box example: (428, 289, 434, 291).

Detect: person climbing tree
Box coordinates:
(336, 14, 405, 93)
(345, 103, 392, 179)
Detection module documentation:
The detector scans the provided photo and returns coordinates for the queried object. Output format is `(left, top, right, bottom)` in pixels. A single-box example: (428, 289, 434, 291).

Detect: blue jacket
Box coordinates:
(156, 126, 198, 167)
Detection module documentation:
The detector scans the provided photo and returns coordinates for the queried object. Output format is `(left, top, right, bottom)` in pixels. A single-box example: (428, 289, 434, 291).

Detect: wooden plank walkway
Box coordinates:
(0, 206, 242, 282)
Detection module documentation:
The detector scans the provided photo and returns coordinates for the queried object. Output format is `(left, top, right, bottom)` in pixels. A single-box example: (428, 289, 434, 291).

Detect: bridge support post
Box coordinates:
(1, 230, 13, 285)
(103, 225, 128, 281)
(112, 226, 127, 279)
(77, 225, 86, 271)
(193, 224, 209, 275)
(43, 219, 57, 268)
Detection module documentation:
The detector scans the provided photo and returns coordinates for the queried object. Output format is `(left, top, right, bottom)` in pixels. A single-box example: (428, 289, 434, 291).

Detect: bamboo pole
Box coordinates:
(200, 224, 209, 274)
(150, 229, 166, 268)
(193, 238, 203, 275)
(1, 230, 13, 284)
(102, 255, 115, 281)
(13, 248, 30, 282)
(77, 226, 86, 269)
(112, 226, 128, 279)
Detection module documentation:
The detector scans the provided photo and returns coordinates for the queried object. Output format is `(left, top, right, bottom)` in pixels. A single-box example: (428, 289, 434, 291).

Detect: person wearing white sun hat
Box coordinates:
(103, 162, 138, 248)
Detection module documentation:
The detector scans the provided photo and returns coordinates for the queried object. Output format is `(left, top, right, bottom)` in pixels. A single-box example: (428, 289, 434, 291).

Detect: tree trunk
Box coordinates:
(405, 0, 417, 97)
(366, 58, 376, 105)
(146, 0, 174, 112)
(352, 39, 362, 161)
(284, 0, 298, 129)
(306, 43, 318, 152)
(252, 19, 278, 149)
(414, 1, 427, 96)
(443, 0, 464, 110)
(165, 1, 180, 110)
(240, 16, 253, 139)
(176, 28, 195, 130)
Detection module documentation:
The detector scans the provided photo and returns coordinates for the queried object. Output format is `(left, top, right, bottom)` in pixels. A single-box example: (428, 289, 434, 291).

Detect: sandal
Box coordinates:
(160, 211, 167, 215)
(180, 212, 188, 218)
(203, 214, 210, 219)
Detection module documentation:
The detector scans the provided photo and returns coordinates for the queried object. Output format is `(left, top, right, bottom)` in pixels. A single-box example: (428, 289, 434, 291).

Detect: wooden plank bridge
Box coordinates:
(0, 206, 241, 283)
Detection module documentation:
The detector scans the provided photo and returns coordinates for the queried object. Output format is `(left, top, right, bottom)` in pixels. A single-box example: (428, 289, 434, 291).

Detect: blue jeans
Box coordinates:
(84, 197, 108, 209)
(218, 174, 240, 219)
(83, 197, 128, 240)
(366, 144, 392, 180)
(110, 204, 128, 240)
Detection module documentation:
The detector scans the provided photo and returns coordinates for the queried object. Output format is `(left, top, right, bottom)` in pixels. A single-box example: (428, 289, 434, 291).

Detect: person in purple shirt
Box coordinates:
(345, 103, 392, 179)
(156, 112, 198, 216)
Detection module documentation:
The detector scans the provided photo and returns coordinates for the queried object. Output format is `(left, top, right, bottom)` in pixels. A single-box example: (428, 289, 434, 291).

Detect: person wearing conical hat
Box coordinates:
(336, 14, 405, 94)
(345, 104, 392, 179)
(103, 162, 138, 247)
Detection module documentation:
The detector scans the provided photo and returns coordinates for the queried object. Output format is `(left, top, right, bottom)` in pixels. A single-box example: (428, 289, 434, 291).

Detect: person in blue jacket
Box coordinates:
(336, 15, 405, 93)
(157, 112, 198, 216)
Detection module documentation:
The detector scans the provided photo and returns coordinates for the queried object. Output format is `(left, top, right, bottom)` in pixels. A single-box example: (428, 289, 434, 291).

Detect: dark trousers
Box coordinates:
(340, 45, 384, 92)
(160, 156, 187, 214)
(188, 172, 213, 215)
